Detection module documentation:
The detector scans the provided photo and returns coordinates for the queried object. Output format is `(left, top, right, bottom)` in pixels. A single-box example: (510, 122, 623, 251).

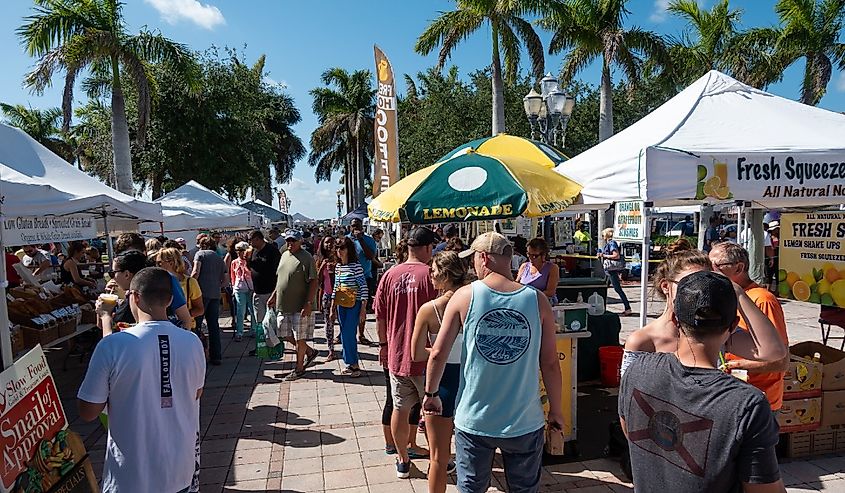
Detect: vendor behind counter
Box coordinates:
(516, 237, 559, 304)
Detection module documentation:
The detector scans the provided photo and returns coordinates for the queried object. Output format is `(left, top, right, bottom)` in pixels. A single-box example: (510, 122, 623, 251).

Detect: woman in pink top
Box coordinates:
(317, 236, 339, 360)
(230, 242, 255, 342)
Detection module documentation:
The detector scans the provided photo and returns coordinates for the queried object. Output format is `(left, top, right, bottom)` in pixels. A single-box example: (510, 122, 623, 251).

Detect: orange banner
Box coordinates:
(373, 45, 399, 198)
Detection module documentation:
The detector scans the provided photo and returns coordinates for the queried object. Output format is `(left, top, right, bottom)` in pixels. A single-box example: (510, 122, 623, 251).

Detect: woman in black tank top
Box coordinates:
(61, 241, 96, 288)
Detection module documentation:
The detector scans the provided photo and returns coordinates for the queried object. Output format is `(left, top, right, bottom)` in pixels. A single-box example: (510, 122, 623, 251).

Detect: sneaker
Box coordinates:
(385, 445, 397, 455)
(284, 370, 304, 382)
(447, 459, 457, 475)
(396, 460, 411, 479)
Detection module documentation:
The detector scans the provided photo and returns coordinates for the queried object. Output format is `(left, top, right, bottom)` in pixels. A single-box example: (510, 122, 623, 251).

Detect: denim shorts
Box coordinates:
(455, 427, 544, 493)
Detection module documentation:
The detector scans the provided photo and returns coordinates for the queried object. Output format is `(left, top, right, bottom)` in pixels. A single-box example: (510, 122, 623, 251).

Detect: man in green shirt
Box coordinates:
(268, 229, 319, 381)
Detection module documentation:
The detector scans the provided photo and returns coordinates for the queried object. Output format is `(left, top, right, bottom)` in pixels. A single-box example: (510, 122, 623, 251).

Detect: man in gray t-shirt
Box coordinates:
(619, 272, 783, 493)
(192, 237, 227, 365)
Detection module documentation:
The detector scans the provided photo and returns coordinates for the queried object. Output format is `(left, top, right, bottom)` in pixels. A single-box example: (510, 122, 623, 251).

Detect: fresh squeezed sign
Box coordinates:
(779, 212, 845, 307)
(0, 346, 67, 492)
(614, 201, 644, 242)
(1, 215, 95, 244)
(691, 154, 845, 201)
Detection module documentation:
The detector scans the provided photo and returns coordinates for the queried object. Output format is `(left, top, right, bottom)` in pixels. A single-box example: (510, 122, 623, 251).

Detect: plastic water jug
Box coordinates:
(588, 291, 605, 316)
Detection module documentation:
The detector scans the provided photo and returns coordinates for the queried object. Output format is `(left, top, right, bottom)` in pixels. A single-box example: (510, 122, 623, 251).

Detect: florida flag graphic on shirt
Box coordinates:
(626, 388, 714, 477)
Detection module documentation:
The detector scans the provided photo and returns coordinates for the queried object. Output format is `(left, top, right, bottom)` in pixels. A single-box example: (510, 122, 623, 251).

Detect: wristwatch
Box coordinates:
(424, 391, 440, 398)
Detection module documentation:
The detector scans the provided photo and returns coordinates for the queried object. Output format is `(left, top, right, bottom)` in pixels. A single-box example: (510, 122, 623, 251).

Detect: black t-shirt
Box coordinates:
(113, 300, 135, 325)
(249, 242, 281, 295)
(619, 352, 780, 493)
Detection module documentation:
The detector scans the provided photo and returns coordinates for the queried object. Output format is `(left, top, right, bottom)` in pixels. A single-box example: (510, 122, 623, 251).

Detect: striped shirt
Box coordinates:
(332, 262, 369, 301)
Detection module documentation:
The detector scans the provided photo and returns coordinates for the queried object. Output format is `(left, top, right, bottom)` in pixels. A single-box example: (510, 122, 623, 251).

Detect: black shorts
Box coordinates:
(439, 363, 461, 418)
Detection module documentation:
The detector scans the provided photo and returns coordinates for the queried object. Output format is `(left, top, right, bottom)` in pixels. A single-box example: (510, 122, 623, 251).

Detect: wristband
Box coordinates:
(424, 391, 439, 398)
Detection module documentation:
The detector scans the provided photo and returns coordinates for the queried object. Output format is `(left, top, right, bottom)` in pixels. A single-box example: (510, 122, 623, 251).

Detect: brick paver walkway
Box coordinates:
(51, 288, 845, 492)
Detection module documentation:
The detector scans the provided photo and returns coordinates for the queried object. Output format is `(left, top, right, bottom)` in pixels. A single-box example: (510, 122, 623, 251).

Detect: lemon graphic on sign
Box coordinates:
(378, 59, 390, 82)
(695, 161, 733, 200)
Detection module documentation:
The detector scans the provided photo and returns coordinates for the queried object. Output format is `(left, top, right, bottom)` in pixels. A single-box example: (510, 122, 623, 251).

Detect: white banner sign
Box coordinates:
(2, 215, 96, 244)
(614, 200, 645, 242)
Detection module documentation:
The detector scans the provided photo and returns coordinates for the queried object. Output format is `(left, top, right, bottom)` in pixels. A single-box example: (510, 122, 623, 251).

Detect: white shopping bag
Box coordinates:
(262, 307, 281, 348)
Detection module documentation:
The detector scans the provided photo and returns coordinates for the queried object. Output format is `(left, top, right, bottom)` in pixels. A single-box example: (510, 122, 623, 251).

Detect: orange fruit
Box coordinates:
(786, 272, 801, 287)
(792, 280, 812, 302)
(825, 268, 841, 283)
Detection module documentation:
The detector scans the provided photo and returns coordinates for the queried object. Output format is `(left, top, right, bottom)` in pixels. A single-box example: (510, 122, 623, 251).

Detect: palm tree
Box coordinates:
(772, 0, 845, 105)
(0, 102, 74, 161)
(415, 0, 545, 136)
(541, 0, 667, 141)
(662, 0, 745, 85)
(18, 0, 196, 196)
(308, 68, 375, 213)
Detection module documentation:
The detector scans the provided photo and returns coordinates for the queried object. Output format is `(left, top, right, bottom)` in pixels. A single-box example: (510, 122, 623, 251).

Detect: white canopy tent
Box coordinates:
(0, 123, 164, 368)
(556, 70, 845, 209)
(554, 70, 845, 325)
(141, 180, 263, 233)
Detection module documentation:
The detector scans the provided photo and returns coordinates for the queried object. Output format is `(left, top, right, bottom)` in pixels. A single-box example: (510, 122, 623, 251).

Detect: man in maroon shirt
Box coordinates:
(375, 227, 438, 478)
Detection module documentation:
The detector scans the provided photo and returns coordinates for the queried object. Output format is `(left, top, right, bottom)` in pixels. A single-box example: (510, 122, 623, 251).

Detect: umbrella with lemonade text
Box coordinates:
(368, 148, 582, 224)
(436, 134, 569, 168)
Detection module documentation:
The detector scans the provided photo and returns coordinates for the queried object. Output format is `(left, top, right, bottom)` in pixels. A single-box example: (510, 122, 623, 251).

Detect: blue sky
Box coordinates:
(2, 0, 844, 219)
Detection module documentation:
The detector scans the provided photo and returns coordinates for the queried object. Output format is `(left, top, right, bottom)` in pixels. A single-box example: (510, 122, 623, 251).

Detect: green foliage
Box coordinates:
(397, 67, 532, 176)
(76, 48, 304, 200)
(0, 102, 75, 161)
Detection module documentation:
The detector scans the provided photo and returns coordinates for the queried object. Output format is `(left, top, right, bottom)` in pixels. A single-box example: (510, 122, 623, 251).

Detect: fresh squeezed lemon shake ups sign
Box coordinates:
(693, 155, 845, 202)
(779, 212, 845, 307)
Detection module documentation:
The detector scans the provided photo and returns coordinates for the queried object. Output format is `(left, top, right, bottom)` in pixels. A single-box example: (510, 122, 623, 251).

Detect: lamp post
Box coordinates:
(523, 73, 576, 148)
(524, 73, 575, 243)
(336, 190, 343, 219)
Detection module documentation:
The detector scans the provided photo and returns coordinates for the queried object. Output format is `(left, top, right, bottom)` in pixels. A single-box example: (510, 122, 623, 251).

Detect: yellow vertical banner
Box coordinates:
(539, 337, 575, 439)
(373, 45, 399, 198)
(779, 212, 845, 307)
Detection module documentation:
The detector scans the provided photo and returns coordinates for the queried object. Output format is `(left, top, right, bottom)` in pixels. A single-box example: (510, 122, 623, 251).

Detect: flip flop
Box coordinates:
(304, 349, 319, 368)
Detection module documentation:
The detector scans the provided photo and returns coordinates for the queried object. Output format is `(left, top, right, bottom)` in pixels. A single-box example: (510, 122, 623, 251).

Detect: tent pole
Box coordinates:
(0, 220, 13, 369)
(102, 209, 115, 262)
(639, 204, 652, 328)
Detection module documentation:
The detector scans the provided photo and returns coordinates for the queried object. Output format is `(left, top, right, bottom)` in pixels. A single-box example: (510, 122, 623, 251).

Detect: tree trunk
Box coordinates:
(151, 172, 164, 200)
(491, 24, 506, 136)
(110, 59, 134, 196)
(800, 53, 816, 106)
(255, 167, 272, 204)
(599, 60, 614, 142)
(345, 148, 354, 214)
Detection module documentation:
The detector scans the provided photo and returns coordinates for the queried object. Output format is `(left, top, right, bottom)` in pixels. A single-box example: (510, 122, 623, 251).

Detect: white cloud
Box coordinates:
(650, 0, 671, 23)
(837, 72, 845, 92)
(262, 76, 288, 89)
(287, 178, 312, 191)
(315, 189, 337, 200)
(144, 0, 225, 30)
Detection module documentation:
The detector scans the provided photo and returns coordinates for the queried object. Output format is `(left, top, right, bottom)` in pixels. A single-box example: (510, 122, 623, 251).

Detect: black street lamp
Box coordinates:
(336, 190, 343, 219)
(523, 73, 576, 147)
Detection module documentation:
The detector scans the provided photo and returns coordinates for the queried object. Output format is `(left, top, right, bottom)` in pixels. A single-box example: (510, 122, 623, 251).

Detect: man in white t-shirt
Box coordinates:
(78, 267, 206, 493)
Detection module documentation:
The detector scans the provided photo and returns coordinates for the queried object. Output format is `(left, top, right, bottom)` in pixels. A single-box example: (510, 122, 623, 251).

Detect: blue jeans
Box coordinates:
(234, 290, 255, 336)
(196, 298, 221, 361)
(455, 427, 544, 493)
(607, 270, 631, 310)
(337, 301, 361, 366)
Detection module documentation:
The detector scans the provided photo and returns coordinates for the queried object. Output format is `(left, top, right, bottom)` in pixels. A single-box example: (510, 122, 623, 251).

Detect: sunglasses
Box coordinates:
(108, 269, 127, 277)
(528, 253, 543, 259)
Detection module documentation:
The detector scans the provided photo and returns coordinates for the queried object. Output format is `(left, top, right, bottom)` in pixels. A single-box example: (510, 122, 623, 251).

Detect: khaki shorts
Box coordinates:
(277, 312, 314, 341)
(389, 373, 424, 411)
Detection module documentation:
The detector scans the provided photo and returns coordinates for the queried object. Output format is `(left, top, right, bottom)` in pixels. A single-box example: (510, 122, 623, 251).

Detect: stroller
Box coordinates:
(820, 306, 845, 350)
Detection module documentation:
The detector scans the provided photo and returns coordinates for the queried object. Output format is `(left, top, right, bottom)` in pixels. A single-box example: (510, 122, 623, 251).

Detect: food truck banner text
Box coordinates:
(0, 346, 67, 492)
(779, 212, 845, 307)
(1, 215, 96, 245)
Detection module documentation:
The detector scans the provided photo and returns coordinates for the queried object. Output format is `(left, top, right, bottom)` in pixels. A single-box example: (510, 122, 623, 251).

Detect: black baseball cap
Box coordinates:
(406, 226, 439, 247)
(674, 271, 738, 331)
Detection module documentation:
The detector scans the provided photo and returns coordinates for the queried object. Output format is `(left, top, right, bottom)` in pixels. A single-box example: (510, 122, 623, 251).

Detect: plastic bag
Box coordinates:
(262, 308, 281, 348)
(256, 308, 284, 360)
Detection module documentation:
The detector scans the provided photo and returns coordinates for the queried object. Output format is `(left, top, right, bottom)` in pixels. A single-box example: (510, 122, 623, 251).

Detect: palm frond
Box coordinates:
(509, 14, 545, 80)
(498, 20, 522, 82)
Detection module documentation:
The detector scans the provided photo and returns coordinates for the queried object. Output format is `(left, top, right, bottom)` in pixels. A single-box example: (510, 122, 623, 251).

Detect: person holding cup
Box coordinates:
(97, 250, 148, 336)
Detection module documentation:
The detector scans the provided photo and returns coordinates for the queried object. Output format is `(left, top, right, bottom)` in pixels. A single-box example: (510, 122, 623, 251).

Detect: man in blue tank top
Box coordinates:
(423, 232, 564, 493)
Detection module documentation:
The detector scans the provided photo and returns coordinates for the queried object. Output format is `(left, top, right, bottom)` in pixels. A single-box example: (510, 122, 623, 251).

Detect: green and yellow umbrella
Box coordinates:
(368, 147, 582, 224)
(435, 134, 569, 168)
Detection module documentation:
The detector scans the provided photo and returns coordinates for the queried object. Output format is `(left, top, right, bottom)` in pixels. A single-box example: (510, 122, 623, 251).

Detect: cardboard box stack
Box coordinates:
(782, 342, 845, 457)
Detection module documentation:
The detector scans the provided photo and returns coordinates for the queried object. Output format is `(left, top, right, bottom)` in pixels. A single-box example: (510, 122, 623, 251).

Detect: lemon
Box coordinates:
(715, 186, 731, 200)
(818, 279, 832, 295)
(786, 272, 801, 287)
(792, 280, 812, 302)
(703, 176, 721, 198)
(832, 280, 845, 307)
(801, 273, 817, 288)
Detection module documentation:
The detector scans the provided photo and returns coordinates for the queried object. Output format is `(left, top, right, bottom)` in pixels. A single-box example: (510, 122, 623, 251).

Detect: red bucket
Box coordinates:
(599, 346, 624, 387)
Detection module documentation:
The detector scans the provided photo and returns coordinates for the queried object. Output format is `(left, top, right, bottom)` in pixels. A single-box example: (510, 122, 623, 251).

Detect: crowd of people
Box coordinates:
(57, 217, 800, 493)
